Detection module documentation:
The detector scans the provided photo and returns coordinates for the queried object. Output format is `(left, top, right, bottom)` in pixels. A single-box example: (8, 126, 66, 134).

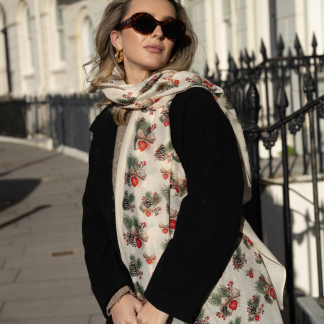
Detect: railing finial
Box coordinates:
(277, 34, 285, 57)
(294, 33, 304, 56)
(276, 82, 289, 119)
(260, 39, 267, 61)
(246, 81, 260, 128)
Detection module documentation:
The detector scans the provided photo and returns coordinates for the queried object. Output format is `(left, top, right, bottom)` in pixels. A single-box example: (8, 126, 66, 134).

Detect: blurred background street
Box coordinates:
(0, 142, 102, 323)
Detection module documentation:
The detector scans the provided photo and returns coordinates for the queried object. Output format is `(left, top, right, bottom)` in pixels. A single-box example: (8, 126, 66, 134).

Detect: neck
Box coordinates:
(123, 58, 150, 84)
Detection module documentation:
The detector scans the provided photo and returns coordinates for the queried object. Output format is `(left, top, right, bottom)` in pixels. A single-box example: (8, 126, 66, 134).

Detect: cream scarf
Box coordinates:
(100, 69, 285, 310)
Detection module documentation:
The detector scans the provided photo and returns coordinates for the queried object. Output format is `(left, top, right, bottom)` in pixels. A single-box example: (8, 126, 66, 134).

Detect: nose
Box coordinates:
(150, 24, 165, 40)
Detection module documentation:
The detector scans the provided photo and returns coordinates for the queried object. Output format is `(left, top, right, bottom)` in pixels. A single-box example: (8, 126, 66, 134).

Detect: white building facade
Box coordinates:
(1, 0, 324, 97)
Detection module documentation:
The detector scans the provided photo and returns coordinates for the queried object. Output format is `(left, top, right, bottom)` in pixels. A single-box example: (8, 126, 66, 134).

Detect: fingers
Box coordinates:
(134, 299, 144, 314)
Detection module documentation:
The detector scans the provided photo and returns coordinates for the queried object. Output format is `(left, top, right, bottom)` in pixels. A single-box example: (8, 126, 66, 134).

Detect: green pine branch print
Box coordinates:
(130, 254, 143, 270)
(123, 215, 139, 233)
(233, 115, 241, 124)
(123, 215, 133, 232)
(235, 246, 242, 257)
(165, 141, 173, 153)
(173, 155, 181, 163)
(135, 281, 145, 297)
(124, 190, 135, 204)
(127, 154, 139, 171)
(255, 274, 268, 294)
(134, 117, 152, 136)
(161, 239, 170, 250)
(229, 316, 242, 324)
(160, 186, 170, 203)
(208, 285, 230, 307)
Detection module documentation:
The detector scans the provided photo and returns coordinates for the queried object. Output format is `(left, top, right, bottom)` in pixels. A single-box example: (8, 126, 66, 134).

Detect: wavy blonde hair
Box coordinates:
(83, 0, 198, 125)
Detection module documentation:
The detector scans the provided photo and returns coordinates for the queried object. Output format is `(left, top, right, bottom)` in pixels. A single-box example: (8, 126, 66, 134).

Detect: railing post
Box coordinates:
(276, 82, 296, 324)
(243, 81, 263, 239)
(303, 65, 324, 299)
(260, 39, 274, 178)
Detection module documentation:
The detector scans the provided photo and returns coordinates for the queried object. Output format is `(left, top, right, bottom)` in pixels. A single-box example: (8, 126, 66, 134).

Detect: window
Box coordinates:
(21, 4, 34, 72)
(81, 17, 94, 75)
(82, 17, 94, 61)
(56, 0, 65, 61)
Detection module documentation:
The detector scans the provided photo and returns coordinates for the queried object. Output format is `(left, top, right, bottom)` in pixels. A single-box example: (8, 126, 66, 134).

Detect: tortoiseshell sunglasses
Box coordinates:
(118, 12, 186, 40)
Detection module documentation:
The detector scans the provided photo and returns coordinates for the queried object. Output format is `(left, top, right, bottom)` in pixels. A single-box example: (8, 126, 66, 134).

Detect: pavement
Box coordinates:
(0, 142, 105, 323)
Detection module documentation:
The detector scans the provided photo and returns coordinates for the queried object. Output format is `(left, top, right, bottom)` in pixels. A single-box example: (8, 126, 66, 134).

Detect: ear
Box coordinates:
(110, 30, 123, 51)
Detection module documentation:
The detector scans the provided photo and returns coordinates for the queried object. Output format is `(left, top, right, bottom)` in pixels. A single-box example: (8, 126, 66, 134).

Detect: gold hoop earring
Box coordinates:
(115, 49, 124, 63)
(169, 55, 176, 63)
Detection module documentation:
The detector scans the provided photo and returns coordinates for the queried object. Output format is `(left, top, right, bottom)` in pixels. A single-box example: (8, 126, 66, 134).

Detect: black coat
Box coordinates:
(82, 88, 244, 324)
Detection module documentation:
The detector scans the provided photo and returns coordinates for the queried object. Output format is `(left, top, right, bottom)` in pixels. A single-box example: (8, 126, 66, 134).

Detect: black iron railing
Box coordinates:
(202, 33, 324, 323)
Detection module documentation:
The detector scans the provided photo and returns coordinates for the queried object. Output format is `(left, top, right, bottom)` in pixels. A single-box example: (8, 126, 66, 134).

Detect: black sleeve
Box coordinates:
(144, 88, 244, 323)
(82, 109, 134, 319)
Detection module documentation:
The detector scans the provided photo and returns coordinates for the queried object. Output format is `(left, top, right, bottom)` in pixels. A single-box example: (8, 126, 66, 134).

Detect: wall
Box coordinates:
(261, 179, 324, 297)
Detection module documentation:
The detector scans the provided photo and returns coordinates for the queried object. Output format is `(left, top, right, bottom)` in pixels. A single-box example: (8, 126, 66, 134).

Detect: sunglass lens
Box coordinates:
(134, 16, 156, 34)
(163, 21, 186, 39)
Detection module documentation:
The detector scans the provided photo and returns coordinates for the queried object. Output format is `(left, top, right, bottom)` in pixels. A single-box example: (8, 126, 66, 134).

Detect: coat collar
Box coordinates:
(91, 106, 118, 225)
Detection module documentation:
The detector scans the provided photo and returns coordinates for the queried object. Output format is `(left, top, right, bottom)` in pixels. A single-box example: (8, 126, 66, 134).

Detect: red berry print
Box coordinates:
(250, 272, 254, 278)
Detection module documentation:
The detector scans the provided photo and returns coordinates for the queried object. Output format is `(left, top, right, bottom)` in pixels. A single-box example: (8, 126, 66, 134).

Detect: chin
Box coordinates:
(139, 59, 169, 71)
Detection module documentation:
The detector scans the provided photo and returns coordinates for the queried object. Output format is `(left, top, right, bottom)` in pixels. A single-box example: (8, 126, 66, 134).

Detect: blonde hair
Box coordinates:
(83, 0, 198, 125)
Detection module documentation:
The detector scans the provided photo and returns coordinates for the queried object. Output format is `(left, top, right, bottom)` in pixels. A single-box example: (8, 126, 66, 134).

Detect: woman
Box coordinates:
(82, 0, 286, 323)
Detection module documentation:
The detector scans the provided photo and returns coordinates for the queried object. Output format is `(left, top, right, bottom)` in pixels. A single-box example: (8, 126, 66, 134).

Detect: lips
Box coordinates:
(144, 44, 163, 53)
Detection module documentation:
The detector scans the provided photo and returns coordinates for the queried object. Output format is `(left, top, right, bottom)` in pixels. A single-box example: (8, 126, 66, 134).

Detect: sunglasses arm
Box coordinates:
(118, 18, 133, 31)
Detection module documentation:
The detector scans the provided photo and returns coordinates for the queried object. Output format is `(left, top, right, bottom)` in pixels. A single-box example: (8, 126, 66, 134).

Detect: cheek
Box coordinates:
(122, 30, 145, 56)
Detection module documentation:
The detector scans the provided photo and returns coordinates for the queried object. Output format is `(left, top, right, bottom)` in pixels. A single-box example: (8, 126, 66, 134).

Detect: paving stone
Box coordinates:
(0, 315, 90, 324)
(0, 237, 11, 246)
(0, 269, 19, 284)
(0, 278, 91, 301)
(3, 253, 85, 269)
(11, 230, 82, 245)
(0, 295, 101, 320)
(24, 239, 83, 256)
(90, 315, 105, 324)
(17, 263, 88, 282)
(0, 245, 25, 258)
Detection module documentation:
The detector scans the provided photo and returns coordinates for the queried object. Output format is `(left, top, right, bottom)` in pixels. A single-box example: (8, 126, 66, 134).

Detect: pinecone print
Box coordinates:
(154, 141, 173, 162)
(255, 273, 276, 304)
(134, 136, 137, 150)
(155, 144, 167, 160)
(220, 306, 233, 317)
(129, 254, 143, 279)
(126, 173, 133, 187)
(243, 235, 254, 249)
(129, 260, 140, 276)
(166, 203, 170, 216)
(123, 196, 130, 210)
(124, 232, 136, 247)
(247, 295, 264, 321)
(232, 246, 247, 270)
(249, 305, 257, 316)
(139, 191, 162, 217)
(143, 198, 152, 208)
(264, 294, 274, 304)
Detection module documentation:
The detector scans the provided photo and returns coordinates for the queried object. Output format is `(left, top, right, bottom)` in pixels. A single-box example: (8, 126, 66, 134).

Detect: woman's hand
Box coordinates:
(111, 293, 143, 324)
(136, 301, 169, 324)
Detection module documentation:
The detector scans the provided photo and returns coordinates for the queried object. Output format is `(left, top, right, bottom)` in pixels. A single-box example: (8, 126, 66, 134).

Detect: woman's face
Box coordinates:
(112, 0, 177, 77)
